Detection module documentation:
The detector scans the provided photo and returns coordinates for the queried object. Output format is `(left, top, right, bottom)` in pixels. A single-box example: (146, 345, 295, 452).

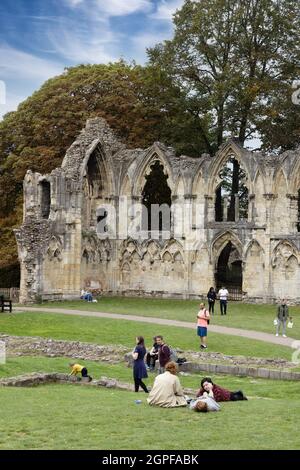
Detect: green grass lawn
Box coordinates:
(0, 311, 294, 360)
(0, 380, 300, 449)
(26, 297, 300, 339)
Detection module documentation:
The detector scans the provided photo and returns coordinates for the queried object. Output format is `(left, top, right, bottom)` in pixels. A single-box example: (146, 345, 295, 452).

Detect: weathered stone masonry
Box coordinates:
(15, 118, 300, 303)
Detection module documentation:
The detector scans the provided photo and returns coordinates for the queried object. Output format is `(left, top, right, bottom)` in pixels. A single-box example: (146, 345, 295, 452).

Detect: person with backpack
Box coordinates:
(197, 302, 210, 349)
(155, 335, 171, 374)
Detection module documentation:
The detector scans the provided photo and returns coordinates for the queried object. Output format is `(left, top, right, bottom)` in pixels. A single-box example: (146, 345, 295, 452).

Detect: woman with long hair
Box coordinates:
(132, 336, 149, 393)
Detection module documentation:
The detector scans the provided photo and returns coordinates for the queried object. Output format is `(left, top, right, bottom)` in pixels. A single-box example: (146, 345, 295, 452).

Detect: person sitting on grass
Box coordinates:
(80, 289, 93, 302)
(197, 377, 247, 402)
(69, 362, 92, 382)
(147, 361, 187, 408)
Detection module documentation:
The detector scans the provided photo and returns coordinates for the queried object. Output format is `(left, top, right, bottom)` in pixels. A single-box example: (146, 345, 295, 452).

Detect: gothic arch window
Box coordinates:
(40, 181, 51, 219)
(215, 157, 248, 222)
(141, 160, 172, 235)
(86, 149, 104, 198)
(215, 241, 242, 291)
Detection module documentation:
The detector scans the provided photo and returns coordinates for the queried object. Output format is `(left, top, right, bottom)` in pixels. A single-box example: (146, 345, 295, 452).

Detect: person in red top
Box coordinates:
(197, 377, 247, 402)
(197, 302, 210, 349)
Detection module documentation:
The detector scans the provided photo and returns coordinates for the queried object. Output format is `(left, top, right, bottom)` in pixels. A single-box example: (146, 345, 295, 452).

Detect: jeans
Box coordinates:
(276, 319, 287, 335)
(220, 300, 227, 315)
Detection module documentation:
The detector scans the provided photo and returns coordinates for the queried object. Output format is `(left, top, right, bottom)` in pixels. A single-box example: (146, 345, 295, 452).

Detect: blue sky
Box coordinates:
(0, 0, 185, 119)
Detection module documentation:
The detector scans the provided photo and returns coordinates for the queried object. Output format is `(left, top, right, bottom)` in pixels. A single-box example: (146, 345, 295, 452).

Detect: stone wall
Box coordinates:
(15, 118, 300, 303)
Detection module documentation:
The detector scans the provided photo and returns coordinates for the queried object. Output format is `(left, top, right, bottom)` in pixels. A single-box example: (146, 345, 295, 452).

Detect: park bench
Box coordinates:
(0, 295, 12, 313)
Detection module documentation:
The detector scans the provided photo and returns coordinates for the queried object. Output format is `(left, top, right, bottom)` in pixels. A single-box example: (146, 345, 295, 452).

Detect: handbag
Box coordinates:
(273, 318, 278, 326)
(287, 320, 293, 329)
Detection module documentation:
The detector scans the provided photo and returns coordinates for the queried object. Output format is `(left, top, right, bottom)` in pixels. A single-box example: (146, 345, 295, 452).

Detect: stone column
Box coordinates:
(286, 194, 298, 234)
(235, 194, 239, 222)
(223, 196, 228, 222)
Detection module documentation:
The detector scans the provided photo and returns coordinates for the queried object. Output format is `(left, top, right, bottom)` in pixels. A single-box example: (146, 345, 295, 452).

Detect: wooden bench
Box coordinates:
(0, 295, 12, 313)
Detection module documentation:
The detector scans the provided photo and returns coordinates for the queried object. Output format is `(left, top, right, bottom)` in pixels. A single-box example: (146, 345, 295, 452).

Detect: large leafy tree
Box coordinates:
(0, 61, 188, 283)
(148, 0, 300, 153)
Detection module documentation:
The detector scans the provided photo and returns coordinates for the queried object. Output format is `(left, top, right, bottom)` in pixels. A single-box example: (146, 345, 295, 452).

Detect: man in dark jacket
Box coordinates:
(276, 299, 289, 337)
(156, 335, 171, 374)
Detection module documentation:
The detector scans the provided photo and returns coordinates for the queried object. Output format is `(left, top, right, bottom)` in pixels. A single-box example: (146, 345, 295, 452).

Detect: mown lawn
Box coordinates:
(25, 297, 300, 339)
(0, 312, 294, 360)
(0, 379, 300, 450)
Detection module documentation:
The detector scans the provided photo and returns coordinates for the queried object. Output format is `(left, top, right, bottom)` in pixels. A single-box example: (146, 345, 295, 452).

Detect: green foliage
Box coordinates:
(148, 0, 300, 152)
(0, 61, 188, 280)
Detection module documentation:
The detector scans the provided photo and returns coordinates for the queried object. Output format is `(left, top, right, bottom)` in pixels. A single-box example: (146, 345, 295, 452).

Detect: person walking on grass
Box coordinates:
(276, 299, 289, 337)
(197, 302, 210, 350)
(132, 336, 149, 393)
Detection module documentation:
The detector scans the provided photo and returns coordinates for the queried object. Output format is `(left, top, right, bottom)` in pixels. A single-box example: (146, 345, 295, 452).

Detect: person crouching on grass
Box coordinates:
(197, 302, 210, 349)
(69, 363, 92, 382)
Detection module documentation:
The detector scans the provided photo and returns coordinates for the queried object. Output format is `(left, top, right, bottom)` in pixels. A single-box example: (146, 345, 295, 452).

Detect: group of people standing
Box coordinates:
(206, 286, 229, 315)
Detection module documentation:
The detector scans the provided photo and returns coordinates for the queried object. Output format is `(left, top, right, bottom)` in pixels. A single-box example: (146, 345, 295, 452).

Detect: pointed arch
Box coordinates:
(211, 231, 243, 262)
(132, 145, 175, 195)
(244, 239, 265, 259)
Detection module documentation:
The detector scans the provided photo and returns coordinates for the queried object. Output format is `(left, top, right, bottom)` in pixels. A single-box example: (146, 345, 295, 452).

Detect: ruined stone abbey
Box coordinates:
(15, 118, 300, 303)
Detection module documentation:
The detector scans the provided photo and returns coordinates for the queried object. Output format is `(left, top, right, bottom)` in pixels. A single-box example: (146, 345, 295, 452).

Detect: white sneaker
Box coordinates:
(275, 334, 279, 337)
(283, 334, 287, 338)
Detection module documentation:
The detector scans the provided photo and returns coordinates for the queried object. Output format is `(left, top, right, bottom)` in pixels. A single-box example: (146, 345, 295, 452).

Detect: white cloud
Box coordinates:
(64, 0, 153, 16)
(0, 92, 26, 120)
(0, 45, 64, 119)
(46, 18, 119, 63)
(131, 29, 173, 63)
(151, 0, 185, 20)
(0, 45, 63, 81)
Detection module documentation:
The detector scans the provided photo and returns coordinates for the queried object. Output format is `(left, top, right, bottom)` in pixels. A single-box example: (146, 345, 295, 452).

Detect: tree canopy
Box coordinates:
(148, 0, 300, 154)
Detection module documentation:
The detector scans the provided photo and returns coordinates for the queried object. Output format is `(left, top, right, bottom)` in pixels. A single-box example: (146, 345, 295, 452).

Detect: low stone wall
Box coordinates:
(0, 334, 128, 364)
(0, 372, 197, 396)
(0, 373, 133, 390)
(1, 334, 298, 380)
(179, 362, 300, 381)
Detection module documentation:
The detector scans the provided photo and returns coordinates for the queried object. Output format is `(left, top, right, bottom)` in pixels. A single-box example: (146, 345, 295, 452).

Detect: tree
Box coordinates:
(0, 61, 194, 281)
(148, 0, 300, 153)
